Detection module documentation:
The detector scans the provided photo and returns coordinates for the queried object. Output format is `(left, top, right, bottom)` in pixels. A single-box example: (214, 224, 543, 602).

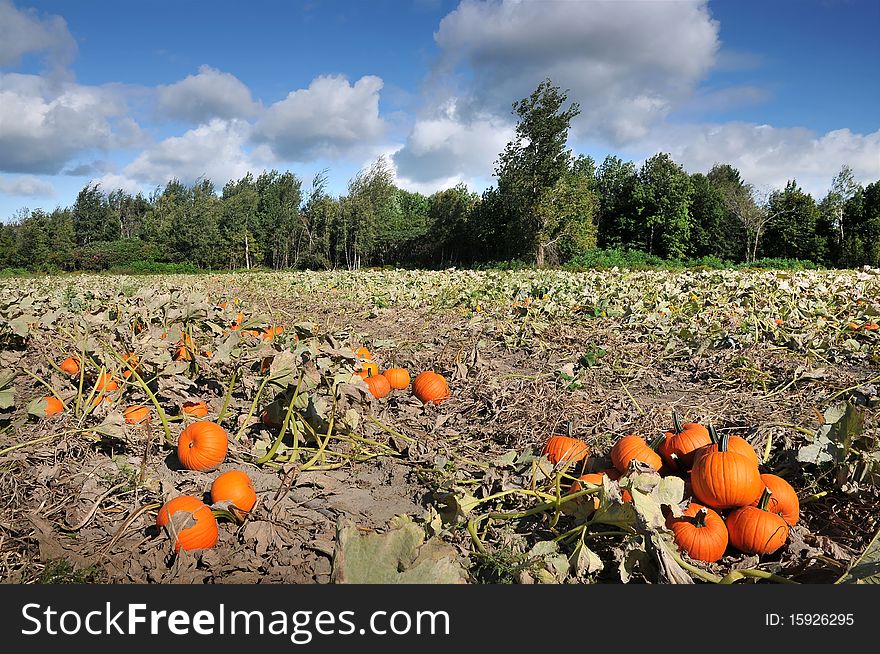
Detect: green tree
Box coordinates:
(72, 183, 117, 245)
(494, 78, 582, 266)
(337, 157, 398, 269)
(688, 173, 741, 260)
(595, 155, 641, 250)
(762, 180, 820, 261)
(635, 153, 693, 259)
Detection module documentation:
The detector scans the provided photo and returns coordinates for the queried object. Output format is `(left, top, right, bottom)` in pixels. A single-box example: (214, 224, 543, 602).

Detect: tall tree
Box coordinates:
(595, 155, 641, 250)
(72, 183, 117, 245)
(635, 153, 693, 259)
(494, 78, 582, 266)
(762, 180, 820, 261)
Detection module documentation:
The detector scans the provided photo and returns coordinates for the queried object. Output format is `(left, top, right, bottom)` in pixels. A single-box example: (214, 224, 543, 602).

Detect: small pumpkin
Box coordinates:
(262, 325, 284, 340)
(658, 412, 712, 471)
(43, 396, 65, 416)
(412, 370, 450, 405)
(59, 356, 80, 375)
(666, 503, 728, 563)
(752, 473, 799, 525)
(568, 472, 606, 510)
(124, 405, 151, 424)
(611, 434, 663, 474)
(726, 488, 789, 555)
(95, 372, 119, 392)
(155, 495, 218, 551)
(91, 394, 111, 407)
(182, 401, 209, 418)
(690, 429, 763, 510)
(355, 346, 372, 360)
(382, 367, 411, 390)
(177, 421, 229, 471)
(121, 352, 139, 379)
(542, 429, 590, 465)
(356, 360, 379, 379)
(211, 470, 257, 514)
(364, 369, 391, 399)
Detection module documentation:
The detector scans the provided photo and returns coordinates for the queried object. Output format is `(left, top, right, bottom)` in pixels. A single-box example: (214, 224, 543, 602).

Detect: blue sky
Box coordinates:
(1, 0, 878, 220)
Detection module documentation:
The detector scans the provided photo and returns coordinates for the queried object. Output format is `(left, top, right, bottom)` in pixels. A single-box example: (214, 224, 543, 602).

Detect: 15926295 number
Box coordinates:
(790, 614, 854, 626)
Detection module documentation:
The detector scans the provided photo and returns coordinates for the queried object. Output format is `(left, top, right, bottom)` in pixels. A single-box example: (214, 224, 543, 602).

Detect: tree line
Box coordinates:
(1, 80, 878, 272)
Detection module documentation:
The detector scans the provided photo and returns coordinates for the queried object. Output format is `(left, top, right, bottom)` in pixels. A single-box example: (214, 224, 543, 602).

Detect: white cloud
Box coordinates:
(156, 65, 259, 123)
(0, 174, 55, 197)
(0, 73, 133, 174)
(629, 123, 880, 198)
(92, 173, 144, 196)
(253, 75, 387, 161)
(392, 100, 513, 189)
(432, 0, 720, 143)
(0, 0, 77, 72)
(122, 118, 262, 187)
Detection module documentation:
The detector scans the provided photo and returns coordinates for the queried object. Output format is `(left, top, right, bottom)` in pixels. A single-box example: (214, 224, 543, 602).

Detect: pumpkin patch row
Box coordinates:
(544, 413, 800, 564)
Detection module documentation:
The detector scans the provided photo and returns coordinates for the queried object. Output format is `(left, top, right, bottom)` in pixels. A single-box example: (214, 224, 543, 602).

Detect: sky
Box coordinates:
(1, 0, 878, 220)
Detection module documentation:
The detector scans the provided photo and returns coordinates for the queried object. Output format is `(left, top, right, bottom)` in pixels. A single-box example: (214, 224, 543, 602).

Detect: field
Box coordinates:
(1, 266, 879, 584)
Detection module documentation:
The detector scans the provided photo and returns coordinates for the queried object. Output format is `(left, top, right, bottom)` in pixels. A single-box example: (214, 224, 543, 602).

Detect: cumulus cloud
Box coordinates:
(156, 65, 259, 123)
(122, 118, 262, 187)
(0, 73, 133, 174)
(432, 0, 719, 143)
(0, 174, 55, 197)
(629, 122, 880, 198)
(0, 0, 77, 72)
(253, 75, 387, 161)
(392, 100, 513, 190)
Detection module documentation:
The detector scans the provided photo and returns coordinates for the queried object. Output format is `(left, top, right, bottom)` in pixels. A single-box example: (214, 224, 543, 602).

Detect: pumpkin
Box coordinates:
(91, 394, 111, 407)
(383, 367, 411, 390)
(356, 360, 379, 379)
(174, 345, 193, 361)
(658, 412, 712, 471)
(611, 434, 663, 474)
(211, 470, 257, 514)
(356, 346, 372, 360)
(121, 353, 139, 379)
(364, 369, 391, 399)
(155, 495, 218, 551)
(59, 356, 80, 375)
(95, 372, 119, 392)
(182, 401, 209, 418)
(726, 489, 789, 555)
(412, 371, 450, 405)
(690, 429, 763, 510)
(542, 434, 590, 465)
(693, 425, 759, 468)
(124, 405, 151, 424)
(666, 503, 728, 563)
(752, 473, 799, 525)
(43, 396, 64, 416)
(177, 421, 228, 471)
(262, 325, 284, 340)
(568, 472, 605, 510)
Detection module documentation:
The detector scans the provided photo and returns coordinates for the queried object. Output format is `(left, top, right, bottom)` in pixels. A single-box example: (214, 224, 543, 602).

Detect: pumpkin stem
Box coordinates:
(648, 433, 666, 451)
(566, 420, 574, 438)
(757, 487, 773, 511)
(693, 506, 708, 528)
(672, 411, 683, 434)
(708, 423, 720, 445)
(718, 430, 730, 453)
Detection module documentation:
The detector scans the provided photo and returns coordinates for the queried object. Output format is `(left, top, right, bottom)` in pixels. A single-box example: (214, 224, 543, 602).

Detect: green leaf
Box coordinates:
(837, 525, 880, 584)
(331, 515, 467, 584)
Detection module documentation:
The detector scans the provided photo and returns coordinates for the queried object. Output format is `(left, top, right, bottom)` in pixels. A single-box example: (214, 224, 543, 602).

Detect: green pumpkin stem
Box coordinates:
(672, 411, 683, 434)
(693, 507, 708, 528)
(708, 423, 720, 445)
(757, 487, 773, 511)
(649, 432, 666, 451)
(708, 424, 729, 451)
(566, 420, 574, 438)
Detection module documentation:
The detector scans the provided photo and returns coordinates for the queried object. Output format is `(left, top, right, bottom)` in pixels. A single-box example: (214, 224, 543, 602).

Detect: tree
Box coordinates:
(762, 180, 820, 261)
(494, 78, 582, 266)
(635, 153, 693, 259)
(337, 157, 398, 269)
(72, 183, 117, 245)
(709, 165, 766, 263)
(688, 173, 741, 260)
(595, 155, 641, 250)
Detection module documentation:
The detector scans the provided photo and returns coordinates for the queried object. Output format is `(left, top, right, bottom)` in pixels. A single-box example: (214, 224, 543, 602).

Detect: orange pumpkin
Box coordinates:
(262, 326, 284, 340)
(382, 367, 411, 390)
(121, 353, 139, 379)
(751, 473, 800, 525)
(666, 503, 729, 563)
(182, 401, 209, 418)
(658, 412, 712, 471)
(59, 356, 80, 375)
(542, 434, 590, 465)
(568, 472, 606, 510)
(124, 405, 151, 424)
(156, 495, 218, 551)
(412, 371, 450, 405)
(726, 489, 789, 555)
(693, 425, 759, 468)
(364, 370, 391, 399)
(690, 430, 763, 510)
(611, 434, 663, 474)
(356, 346, 372, 360)
(95, 372, 119, 392)
(211, 470, 257, 513)
(43, 396, 64, 416)
(177, 421, 228, 471)
(356, 360, 379, 379)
